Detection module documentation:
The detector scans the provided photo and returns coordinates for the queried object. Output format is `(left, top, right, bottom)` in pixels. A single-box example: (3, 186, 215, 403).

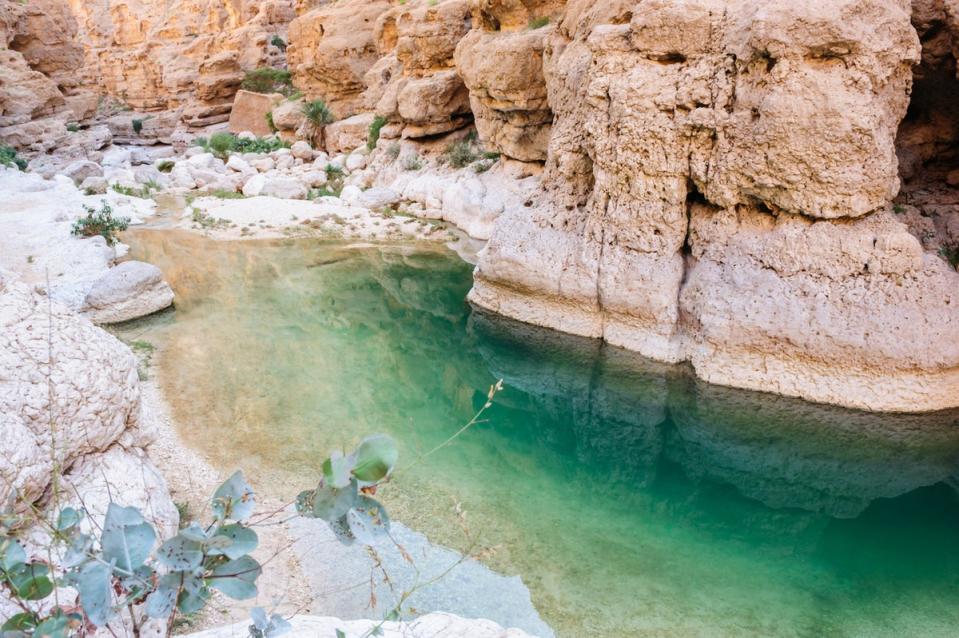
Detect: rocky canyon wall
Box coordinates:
(469, 0, 959, 412)
(0, 0, 295, 150)
(2, 0, 957, 412)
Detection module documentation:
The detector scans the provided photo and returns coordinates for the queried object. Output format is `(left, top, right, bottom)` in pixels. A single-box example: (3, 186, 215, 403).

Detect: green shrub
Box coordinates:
(66, 123, 79, 133)
(302, 99, 334, 127)
(209, 189, 245, 199)
(443, 139, 478, 168)
(132, 118, 144, 134)
(0, 146, 27, 171)
(528, 16, 550, 29)
(194, 133, 289, 158)
(270, 35, 287, 51)
(473, 159, 495, 174)
(157, 160, 175, 173)
(402, 154, 423, 171)
(265, 111, 278, 133)
(940, 244, 959, 270)
(367, 115, 387, 150)
(71, 202, 130, 245)
(309, 186, 341, 199)
(111, 182, 158, 199)
(241, 67, 294, 95)
(208, 132, 236, 159)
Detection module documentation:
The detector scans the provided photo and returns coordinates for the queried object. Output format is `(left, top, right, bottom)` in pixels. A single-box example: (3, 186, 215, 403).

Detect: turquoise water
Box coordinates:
(121, 230, 959, 637)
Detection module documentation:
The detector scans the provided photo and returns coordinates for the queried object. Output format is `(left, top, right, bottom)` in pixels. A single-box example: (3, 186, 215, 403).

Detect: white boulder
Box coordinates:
(357, 187, 400, 210)
(62, 160, 103, 185)
(81, 260, 175, 324)
(260, 176, 308, 200)
(242, 174, 267, 197)
(346, 152, 368, 172)
(291, 140, 314, 160)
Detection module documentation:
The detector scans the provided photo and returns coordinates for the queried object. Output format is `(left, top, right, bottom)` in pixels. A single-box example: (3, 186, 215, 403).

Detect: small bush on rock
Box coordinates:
(112, 181, 159, 199)
(0, 436, 399, 637)
(302, 100, 334, 127)
(528, 16, 550, 29)
(443, 139, 478, 168)
(269, 35, 287, 51)
(940, 244, 959, 270)
(71, 202, 130, 245)
(0, 146, 27, 171)
(402, 154, 423, 171)
(241, 68, 294, 96)
(208, 132, 237, 159)
(195, 134, 289, 158)
(367, 116, 387, 150)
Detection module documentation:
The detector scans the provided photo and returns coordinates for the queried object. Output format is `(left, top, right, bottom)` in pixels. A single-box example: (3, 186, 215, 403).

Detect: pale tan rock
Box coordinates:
(454, 2, 562, 161)
(471, 0, 959, 412)
(228, 89, 285, 137)
(326, 112, 375, 154)
(66, 0, 295, 124)
(364, 0, 473, 138)
(81, 260, 175, 325)
(287, 0, 391, 119)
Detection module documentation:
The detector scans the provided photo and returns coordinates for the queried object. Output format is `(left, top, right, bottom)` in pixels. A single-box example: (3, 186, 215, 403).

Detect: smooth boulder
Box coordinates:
(82, 260, 174, 324)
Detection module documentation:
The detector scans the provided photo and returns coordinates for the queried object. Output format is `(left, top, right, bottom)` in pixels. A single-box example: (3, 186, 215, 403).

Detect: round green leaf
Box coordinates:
(209, 524, 258, 560)
(209, 555, 261, 600)
(351, 435, 398, 483)
(311, 481, 357, 522)
(212, 471, 256, 522)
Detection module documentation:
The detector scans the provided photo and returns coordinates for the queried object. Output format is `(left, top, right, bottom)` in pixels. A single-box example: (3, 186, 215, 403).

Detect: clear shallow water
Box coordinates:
(119, 229, 959, 638)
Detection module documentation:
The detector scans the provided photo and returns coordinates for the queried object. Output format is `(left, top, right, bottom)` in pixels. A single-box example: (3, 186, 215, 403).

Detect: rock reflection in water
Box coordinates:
(471, 310, 959, 519)
(120, 229, 959, 638)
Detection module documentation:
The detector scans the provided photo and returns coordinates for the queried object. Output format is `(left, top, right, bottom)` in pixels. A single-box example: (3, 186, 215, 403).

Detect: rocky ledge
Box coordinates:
(467, 0, 959, 412)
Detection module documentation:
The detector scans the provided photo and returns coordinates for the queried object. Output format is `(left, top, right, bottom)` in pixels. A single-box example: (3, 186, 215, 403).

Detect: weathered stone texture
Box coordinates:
(471, 0, 959, 412)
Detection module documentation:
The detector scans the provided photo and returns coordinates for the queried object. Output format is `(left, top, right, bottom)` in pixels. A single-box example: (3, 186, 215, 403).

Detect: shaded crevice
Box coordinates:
(894, 19, 959, 258)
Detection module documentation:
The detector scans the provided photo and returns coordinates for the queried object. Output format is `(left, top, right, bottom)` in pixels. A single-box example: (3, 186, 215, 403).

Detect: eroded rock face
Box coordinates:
(471, 0, 959, 412)
(68, 0, 294, 123)
(0, 270, 140, 505)
(365, 0, 473, 139)
(453, 0, 565, 161)
(287, 0, 391, 119)
(0, 0, 77, 150)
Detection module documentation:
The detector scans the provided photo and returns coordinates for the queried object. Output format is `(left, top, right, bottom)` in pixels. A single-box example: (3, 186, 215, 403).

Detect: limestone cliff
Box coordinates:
(469, 0, 959, 412)
(0, 0, 295, 149)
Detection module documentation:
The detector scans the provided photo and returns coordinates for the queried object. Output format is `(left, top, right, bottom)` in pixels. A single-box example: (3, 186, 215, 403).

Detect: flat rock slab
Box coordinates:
(82, 260, 174, 324)
(185, 612, 536, 638)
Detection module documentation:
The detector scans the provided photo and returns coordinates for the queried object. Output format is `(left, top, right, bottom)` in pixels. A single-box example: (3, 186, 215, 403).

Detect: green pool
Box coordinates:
(119, 229, 959, 638)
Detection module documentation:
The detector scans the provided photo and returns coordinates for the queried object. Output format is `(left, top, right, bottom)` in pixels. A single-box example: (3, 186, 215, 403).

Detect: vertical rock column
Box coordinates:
(470, 0, 959, 412)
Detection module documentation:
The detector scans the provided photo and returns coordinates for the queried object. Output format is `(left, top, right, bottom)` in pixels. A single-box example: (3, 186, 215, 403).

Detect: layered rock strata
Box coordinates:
(453, 0, 566, 161)
(69, 0, 295, 125)
(470, 0, 959, 412)
(287, 0, 391, 119)
(364, 0, 473, 139)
